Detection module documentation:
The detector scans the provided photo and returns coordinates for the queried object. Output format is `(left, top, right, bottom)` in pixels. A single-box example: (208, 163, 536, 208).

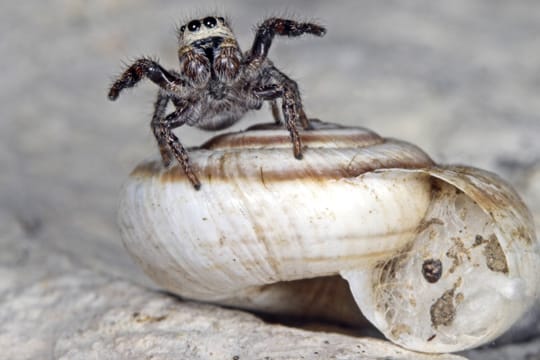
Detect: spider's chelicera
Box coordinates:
(108, 16, 326, 189)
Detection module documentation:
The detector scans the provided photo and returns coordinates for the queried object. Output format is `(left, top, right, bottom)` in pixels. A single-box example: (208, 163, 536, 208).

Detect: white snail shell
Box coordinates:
(119, 121, 540, 353)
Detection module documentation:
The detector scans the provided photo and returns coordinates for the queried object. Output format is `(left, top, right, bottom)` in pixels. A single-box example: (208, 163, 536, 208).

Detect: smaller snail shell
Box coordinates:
(119, 121, 540, 353)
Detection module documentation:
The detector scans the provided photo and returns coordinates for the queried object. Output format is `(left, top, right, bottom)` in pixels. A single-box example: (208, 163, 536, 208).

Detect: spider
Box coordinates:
(108, 16, 326, 189)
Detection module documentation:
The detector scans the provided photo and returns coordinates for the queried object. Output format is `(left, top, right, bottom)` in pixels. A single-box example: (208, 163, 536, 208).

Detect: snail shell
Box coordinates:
(119, 121, 539, 353)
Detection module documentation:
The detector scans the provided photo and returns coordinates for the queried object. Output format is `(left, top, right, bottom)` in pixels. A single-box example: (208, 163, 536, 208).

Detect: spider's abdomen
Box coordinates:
(195, 107, 246, 131)
(207, 80, 229, 100)
(196, 80, 264, 131)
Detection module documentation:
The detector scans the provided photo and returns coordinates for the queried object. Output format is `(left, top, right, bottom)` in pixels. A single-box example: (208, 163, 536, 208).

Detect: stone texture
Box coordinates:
(1, 1, 539, 359)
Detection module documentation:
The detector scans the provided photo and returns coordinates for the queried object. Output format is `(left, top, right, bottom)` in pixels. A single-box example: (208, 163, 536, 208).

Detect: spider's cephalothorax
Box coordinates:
(108, 16, 326, 189)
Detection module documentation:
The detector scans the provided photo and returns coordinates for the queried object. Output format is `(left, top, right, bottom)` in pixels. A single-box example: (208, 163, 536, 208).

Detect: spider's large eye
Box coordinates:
(188, 20, 201, 32)
(203, 17, 217, 28)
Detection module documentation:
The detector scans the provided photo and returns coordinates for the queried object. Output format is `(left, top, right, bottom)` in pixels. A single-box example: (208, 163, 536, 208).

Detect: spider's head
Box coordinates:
(178, 16, 235, 49)
(178, 16, 241, 85)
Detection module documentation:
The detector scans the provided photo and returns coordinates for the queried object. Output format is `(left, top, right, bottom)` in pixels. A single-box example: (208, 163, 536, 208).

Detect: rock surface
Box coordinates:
(1, 1, 539, 359)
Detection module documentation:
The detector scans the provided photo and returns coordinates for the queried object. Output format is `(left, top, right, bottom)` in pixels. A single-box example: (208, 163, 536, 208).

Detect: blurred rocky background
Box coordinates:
(1, 1, 539, 359)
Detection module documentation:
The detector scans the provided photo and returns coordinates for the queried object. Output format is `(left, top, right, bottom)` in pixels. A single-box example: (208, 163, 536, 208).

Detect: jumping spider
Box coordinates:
(108, 16, 326, 189)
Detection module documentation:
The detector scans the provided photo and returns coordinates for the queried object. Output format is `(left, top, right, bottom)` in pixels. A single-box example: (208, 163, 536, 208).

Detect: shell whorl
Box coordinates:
(131, 121, 434, 183)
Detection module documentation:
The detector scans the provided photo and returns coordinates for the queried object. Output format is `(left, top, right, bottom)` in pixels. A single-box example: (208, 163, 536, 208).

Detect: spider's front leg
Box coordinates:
(253, 79, 307, 160)
(151, 91, 201, 190)
(270, 100, 282, 125)
(108, 58, 184, 100)
(151, 91, 174, 166)
(246, 18, 326, 70)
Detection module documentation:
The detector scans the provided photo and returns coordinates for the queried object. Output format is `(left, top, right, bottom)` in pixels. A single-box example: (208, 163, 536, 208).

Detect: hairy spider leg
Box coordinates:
(245, 19, 326, 155)
(254, 84, 303, 159)
(109, 59, 201, 189)
(270, 100, 282, 125)
(248, 18, 326, 64)
(271, 66, 311, 129)
(165, 128, 201, 190)
(270, 100, 313, 129)
(151, 91, 173, 166)
(151, 91, 201, 189)
(108, 58, 185, 100)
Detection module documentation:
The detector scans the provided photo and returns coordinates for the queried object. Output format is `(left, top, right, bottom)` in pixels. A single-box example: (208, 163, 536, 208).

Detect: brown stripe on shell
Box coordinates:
(202, 124, 383, 151)
(202, 129, 384, 150)
(131, 139, 434, 183)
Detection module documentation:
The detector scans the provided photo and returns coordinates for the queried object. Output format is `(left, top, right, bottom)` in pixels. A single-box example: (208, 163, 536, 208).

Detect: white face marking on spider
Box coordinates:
(178, 17, 235, 46)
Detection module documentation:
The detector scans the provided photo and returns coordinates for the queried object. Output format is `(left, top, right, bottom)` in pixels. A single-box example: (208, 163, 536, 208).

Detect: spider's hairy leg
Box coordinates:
(270, 100, 282, 125)
(164, 126, 201, 190)
(254, 83, 304, 160)
(151, 91, 201, 190)
(151, 91, 174, 166)
(108, 58, 183, 100)
(298, 107, 310, 129)
(247, 18, 326, 67)
(268, 66, 310, 128)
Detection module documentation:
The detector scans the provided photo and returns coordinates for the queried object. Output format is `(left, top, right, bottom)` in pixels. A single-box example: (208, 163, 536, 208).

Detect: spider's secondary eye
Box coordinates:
(217, 17, 225, 23)
(179, 25, 186, 33)
(188, 20, 201, 32)
(203, 17, 217, 28)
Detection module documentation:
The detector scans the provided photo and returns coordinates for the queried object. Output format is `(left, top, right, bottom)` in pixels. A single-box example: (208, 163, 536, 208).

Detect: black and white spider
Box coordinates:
(108, 16, 326, 189)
